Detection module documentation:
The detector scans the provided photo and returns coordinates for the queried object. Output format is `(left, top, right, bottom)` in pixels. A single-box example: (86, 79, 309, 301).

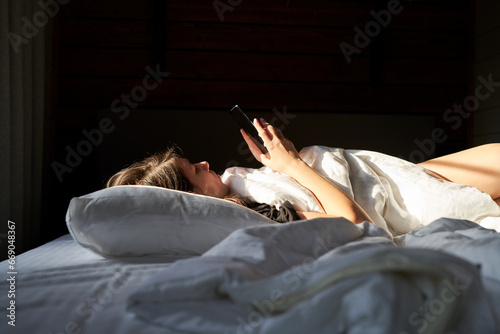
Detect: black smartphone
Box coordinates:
(229, 105, 268, 153)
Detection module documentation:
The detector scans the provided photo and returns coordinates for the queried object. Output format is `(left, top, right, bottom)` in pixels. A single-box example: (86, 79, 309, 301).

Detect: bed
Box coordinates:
(1, 146, 500, 333)
(0, 234, 193, 333)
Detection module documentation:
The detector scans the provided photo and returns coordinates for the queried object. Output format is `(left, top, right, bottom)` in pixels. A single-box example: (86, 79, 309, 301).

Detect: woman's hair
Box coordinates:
(106, 147, 299, 223)
(106, 146, 248, 206)
(106, 147, 192, 191)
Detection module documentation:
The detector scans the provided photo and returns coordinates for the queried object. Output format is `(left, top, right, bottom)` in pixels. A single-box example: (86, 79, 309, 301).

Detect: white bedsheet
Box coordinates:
(0, 235, 192, 334)
(223, 146, 500, 235)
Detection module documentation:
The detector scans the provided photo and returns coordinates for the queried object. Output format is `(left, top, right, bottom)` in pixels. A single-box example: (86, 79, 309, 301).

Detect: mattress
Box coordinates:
(0, 234, 192, 334)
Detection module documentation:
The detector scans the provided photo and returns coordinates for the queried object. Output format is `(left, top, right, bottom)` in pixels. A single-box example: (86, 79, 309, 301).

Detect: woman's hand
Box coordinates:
(241, 118, 302, 175)
(241, 117, 372, 224)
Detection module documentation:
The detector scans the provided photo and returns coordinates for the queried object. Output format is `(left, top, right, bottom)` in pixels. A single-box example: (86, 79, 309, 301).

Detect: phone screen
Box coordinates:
(229, 105, 268, 153)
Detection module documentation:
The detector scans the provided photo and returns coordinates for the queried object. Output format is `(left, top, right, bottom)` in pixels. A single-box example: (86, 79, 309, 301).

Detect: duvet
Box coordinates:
(127, 218, 500, 334)
(126, 146, 500, 333)
(222, 146, 500, 235)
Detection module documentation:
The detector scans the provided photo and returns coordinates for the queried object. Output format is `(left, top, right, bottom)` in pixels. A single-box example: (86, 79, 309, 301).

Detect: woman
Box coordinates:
(107, 118, 500, 224)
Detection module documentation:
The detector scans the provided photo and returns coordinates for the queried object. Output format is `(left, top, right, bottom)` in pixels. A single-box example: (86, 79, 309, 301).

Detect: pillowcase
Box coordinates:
(66, 185, 276, 257)
(221, 165, 323, 213)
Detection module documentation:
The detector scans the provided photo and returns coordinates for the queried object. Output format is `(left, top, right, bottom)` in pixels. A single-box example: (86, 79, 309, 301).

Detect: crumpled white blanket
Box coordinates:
(127, 218, 500, 334)
(222, 146, 500, 235)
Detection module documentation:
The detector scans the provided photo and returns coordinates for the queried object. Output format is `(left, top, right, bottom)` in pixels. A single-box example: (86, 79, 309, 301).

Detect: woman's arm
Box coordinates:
(241, 118, 371, 224)
(296, 211, 342, 220)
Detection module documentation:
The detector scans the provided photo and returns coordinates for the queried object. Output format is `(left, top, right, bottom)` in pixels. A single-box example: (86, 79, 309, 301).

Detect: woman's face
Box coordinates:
(180, 159, 229, 198)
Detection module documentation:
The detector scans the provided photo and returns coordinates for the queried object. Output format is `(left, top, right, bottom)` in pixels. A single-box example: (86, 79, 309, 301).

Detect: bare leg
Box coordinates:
(418, 143, 500, 201)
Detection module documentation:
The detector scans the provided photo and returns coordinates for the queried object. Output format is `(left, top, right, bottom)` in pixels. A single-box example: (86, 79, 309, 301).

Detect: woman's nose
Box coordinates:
(198, 161, 209, 170)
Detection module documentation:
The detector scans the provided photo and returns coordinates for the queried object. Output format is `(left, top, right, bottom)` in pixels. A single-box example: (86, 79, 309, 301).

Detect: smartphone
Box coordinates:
(229, 105, 268, 153)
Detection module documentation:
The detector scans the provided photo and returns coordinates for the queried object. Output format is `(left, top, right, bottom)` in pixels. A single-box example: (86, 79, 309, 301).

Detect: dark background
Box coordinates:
(42, 0, 474, 244)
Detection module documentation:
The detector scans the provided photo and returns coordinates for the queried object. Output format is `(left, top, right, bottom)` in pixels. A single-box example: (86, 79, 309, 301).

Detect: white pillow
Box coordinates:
(221, 166, 323, 213)
(66, 185, 276, 257)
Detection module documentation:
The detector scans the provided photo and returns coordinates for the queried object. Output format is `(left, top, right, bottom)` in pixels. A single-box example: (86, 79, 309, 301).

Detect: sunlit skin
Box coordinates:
(182, 121, 500, 223)
(242, 118, 372, 224)
(179, 158, 230, 198)
(418, 143, 500, 205)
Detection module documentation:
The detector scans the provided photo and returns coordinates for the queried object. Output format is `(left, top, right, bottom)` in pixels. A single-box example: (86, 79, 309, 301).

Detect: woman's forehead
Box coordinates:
(179, 158, 191, 165)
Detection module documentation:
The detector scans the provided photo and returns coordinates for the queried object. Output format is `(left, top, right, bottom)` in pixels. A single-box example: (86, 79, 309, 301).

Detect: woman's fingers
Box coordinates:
(252, 118, 273, 149)
(253, 118, 269, 139)
(243, 117, 302, 173)
(240, 129, 267, 161)
(257, 118, 295, 150)
(257, 118, 286, 142)
(254, 118, 282, 144)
